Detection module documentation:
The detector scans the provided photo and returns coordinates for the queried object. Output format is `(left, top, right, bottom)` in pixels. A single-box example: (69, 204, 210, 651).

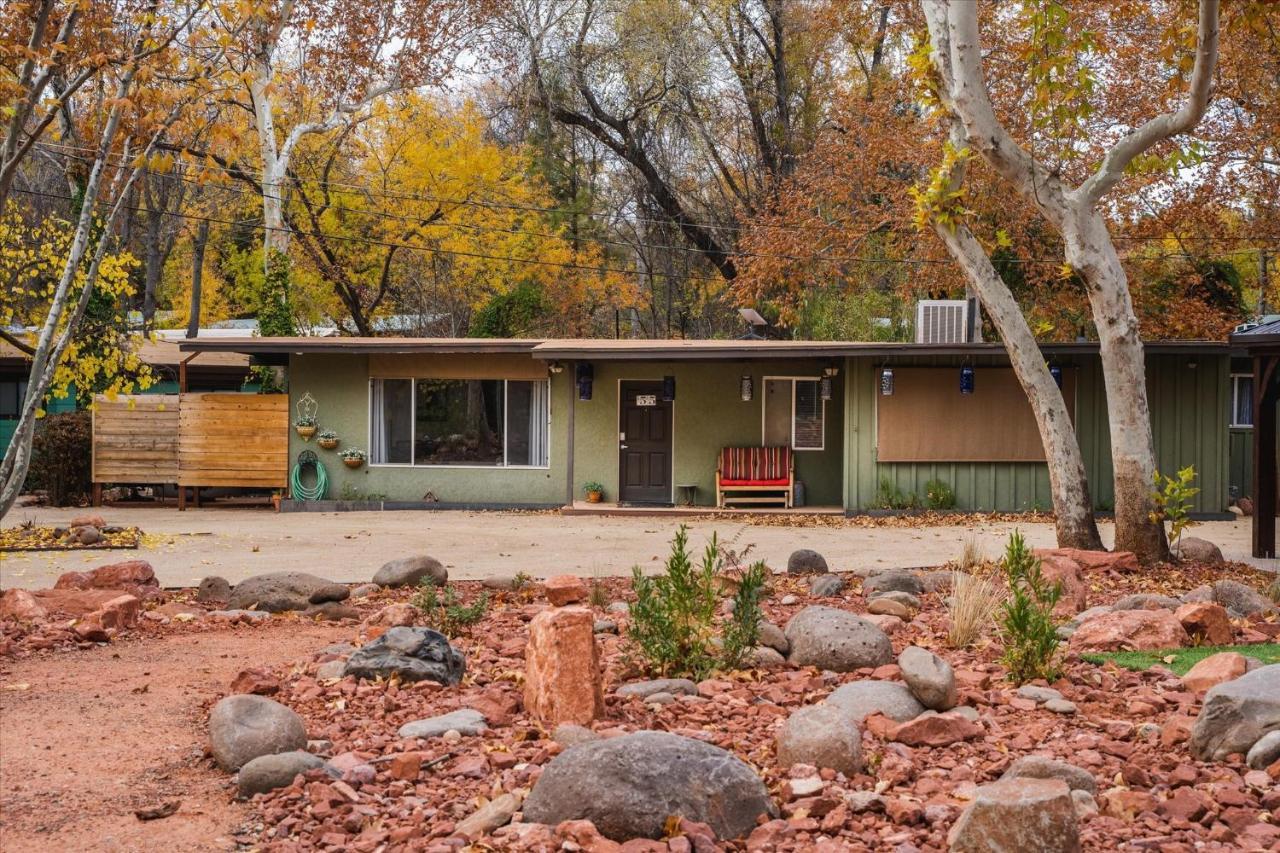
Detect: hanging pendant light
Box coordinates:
(960, 366, 975, 394)
(576, 363, 594, 401)
(1050, 365, 1063, 388)
(820, 374, 833, 401)
(740, 374, 754, 401)
(662, 375, 676, 402)
(880, 367, 894, 396)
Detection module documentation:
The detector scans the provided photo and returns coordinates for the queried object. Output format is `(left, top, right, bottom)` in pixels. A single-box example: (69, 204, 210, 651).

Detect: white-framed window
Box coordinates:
(1230, 374, 1254, 428)
(369, 377, 550, 468)
(762, 377, 825, 451)
(0, 379, 28, 420)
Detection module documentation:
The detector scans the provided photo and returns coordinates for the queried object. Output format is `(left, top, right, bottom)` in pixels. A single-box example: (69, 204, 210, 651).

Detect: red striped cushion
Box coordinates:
(719, 447, 791, 481)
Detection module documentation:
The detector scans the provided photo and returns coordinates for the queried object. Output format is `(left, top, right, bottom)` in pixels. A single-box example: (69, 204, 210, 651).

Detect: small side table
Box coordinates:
(676, 484, 698, 507)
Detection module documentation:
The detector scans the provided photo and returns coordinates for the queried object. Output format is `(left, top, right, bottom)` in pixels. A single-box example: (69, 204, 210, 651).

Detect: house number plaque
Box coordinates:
(635, 394, 657, 407)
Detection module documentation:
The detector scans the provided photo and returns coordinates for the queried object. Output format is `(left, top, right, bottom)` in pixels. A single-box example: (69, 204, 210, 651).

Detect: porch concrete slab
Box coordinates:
(1, 507, 1273, 591)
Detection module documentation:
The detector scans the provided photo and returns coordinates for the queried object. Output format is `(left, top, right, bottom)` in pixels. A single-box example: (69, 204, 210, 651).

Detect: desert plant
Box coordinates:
(875, 476, 918, 510)
(511, 571, 533, 591)
(924, 478, 957, 510)
(27, 411, 91, 506)
(1150, 466, 1199, 556)
(719, 561, 769, 668)
(947, 571, 1002, 648)
(1268, 577, 1280, 604)
(957, 534, 984, 572)
(998, 530, 1062, 684)
(411, 581, 489, 637)
(589, 566, 609, 607)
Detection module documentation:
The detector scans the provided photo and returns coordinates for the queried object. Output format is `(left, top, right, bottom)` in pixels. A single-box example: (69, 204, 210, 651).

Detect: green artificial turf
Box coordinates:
(1080, 643, 1280, 676)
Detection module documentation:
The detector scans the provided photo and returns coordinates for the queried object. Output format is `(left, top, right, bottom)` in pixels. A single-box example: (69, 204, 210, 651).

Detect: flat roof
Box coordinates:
(2, 338, 250, 369)
(175, 336, 1229, 360)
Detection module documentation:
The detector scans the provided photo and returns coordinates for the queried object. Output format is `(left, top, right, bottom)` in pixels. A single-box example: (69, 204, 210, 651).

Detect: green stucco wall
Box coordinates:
(844, 353, 1230, 513)
(288, 354, 570, 506)
(569, 360, 845, 507)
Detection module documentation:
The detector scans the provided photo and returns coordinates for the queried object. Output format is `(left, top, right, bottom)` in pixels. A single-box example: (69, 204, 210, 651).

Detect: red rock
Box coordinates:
(889, 712, 982, 747)
(1035, 548, 1140, 573)
(73, 611, 111, 642)
(70, 514, 106, 528)
(1068, 609, 1189, 652)
(96, 594, 140, 630)
(885, 798, 924, 825)
(948, 778, 1079, 852)
(556, 819, 622, 852)
(871, 664, 901, 680)
(862, 712, 897, 739)
(469, 688, 521, 726)
(1160, 715, 1194, 747)
(88, 559, 157, 589)
(1158, 787, 1211, 822)
(746, 819, 795, 852)
(53, 571, 93, 590)
(1103, 789, 1158, 819)
(230, 668, 281, 695)
(1168, 764, 1199, 786)
(0, 588, 47, 621)
(1036, 554, 1088, 617)
(524, 605, 604, 727)
(1181, 652, 1249, 693)
(450, 754, 489, 778)
(618, 841, 666, 852)
(362, 603, 416, 629)
(1173, 602, 1233, 646)
(387, 752, 422, 781)
(543, 575, 587, 606)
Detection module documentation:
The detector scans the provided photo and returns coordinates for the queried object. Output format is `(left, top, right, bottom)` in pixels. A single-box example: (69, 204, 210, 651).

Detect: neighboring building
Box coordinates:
(180, 336, 1234, 515)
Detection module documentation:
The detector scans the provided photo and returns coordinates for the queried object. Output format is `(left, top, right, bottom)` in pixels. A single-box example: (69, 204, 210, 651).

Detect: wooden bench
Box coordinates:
(716, 446, 794, 508)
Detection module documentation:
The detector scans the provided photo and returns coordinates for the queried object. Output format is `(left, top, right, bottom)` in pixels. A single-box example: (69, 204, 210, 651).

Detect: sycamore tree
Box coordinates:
(915, 0, 1228, 562)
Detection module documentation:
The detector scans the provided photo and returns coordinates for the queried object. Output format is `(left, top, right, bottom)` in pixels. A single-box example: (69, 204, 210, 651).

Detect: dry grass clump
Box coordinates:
(957, 534, 985, 573)
(946, 570, 1003, 649)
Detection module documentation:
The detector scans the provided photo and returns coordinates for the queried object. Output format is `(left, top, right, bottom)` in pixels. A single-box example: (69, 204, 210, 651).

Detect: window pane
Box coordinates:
(370, 378, 412, 463)
(763, 379, 791, 445)
(1235, 377, 1254, 426)
(0, 382, 16, 418)
(793, 379, 824, 449)
(506, 381, 549, 466)
(414, 379, 504, 465)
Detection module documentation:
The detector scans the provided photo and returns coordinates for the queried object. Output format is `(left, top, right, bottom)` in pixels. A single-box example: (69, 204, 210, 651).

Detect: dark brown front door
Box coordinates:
(619, 381, 673, 504)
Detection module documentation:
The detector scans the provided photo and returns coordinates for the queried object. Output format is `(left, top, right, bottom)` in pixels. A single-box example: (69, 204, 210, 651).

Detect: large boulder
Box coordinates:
(1173, 602, 1233, 645)
(1181, 652, 1250, 693)
(1036, 553, 1088, 617)
(1208, 580, 1276, 617)
(209, 694, 307, 771)
(898, 645, 957, 711)
(524, 606, 604, 726)
(825, 680, 924, 723)
(1034, 547, 1138, 574)
(1177, 537, 1224, 565)
(237, 750, 324, 797)
(398, 708, 488, 739)
(1111, 594, 1181, 611)
(1000, 755, 1097, 795)
(949, 778, 1080, 853)
(197, 576, 231, 603)
(0, 589, 47, 621)
(1067, 609, 1190, 652)
(373, 555, 447, 588)
(1189, 664, 1280, 761)
(522, 731, 776, 841)
(775, 704, 862, 776)
(787, 549, 828, 575)
(862, 570, 924, 597)
(342, 626, 465, 685)
(784, 606, 893, 672)
(226, 572, 347, 613)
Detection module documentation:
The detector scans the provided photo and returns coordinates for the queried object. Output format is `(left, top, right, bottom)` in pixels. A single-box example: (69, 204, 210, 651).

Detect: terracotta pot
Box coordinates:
(317, 437, 339, 450)
(343, 457, 364, 469)
(586, 490, 603, 503)
(296, 425, 317, 440)
(271, 494, 282, 512)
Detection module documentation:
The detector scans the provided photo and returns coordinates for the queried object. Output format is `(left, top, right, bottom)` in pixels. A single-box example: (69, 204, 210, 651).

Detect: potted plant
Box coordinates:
(341, 447, 366, 469)
(271, 490, 283, 512)
(583, 480, 604, 503)
(317, 430, 339, 450)
(294, 415, 318, 440)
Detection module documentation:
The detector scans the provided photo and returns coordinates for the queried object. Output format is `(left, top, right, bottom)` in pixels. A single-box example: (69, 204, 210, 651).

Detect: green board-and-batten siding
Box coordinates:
(845, 353, 1229, 514)
(0, 387, 76, 456)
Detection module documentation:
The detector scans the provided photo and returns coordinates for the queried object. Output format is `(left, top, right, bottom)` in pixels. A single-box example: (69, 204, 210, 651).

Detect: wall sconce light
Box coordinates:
(740, 374, 754, 401)
(1050, 365, 1063, 388)
(548, 361, 565, 374)
(576, 363, 594, 401)
(820, 374, 833, 401)
(960, 365, 975, 394)
(880, 367, 894, 396)
(662, 375, 676, 402)
(1187, 359, 1198, 369)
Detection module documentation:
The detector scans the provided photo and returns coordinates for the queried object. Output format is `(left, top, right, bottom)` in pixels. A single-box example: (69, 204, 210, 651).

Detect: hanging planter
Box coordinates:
(295, 392, 319, 440)
(317, 430, 339, 450)
(295, 417, 317, 440)
(341, 448, 366, 469)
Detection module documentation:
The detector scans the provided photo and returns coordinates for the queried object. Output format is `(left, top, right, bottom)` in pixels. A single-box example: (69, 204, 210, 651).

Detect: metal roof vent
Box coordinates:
(915, 299, 981, 344)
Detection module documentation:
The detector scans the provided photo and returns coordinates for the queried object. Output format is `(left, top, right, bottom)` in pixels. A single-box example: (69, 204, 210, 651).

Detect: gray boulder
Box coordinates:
(898, 646, 957, 711)
(758, 621, 789, 654)
(1000, 755, 1096, 795)
(552, 724, 601, 748)
(226, 572, 346, 613)
(1190, 664, 1280, 761)
(948, 778, 1080, 853)
(398, 708, 488, 739)
(616, 678, 698, 699)
(872, 590, 922, 609)
(307, 583, 350, 605)
(1110, 594, 1180, 612)
(1209, 580, 1275, 617)
(373, 555, 447, 588)
(919, 571, 960, 593)
(522, 731, 776, 841)
(1246, 730, 1280, 770)
(237, 750, 324, 797)
(209, 694, 307, 771)
(197, 576, 231, 603)
(862, 570, 924, 597)
(809, 575, 845, 598)
(748, 646, 786, 668)
(787, 549, 828, 575)
(1177, 537, 1224, 565)
(343, 626, 465, 685)
(775, 704, 862, 776)
(785, 605, 893, 672)
(825, 681, 924, 723)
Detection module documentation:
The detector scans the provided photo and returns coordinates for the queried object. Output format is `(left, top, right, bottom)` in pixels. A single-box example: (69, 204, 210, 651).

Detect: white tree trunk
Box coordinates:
(250, 67, 291, 264)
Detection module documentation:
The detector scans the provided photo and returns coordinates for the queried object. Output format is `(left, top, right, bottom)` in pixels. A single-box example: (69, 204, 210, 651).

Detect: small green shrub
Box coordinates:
(998, 530, 1062, 684)
(924, 478, 956, 510)
(626, 526, 768, 679)
(511, 571, 533, 591)
(411, 581, 489, 637)
(28, 411, 91, 506)
(1267, 577, 1280, 604)
(875, 476, 918, 510)
(1150, 466, 1198, 556)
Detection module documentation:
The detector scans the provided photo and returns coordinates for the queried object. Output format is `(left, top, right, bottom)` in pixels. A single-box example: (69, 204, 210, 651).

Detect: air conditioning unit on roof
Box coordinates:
(915, 299, 981, 343)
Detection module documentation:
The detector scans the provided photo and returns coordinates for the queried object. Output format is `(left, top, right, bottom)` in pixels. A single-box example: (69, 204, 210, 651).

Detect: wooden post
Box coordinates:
(1252, 354, 1278, 558)
(565, 361, 575, 508)
(178, 485, 186, 511)
(92, 483, 102, 507)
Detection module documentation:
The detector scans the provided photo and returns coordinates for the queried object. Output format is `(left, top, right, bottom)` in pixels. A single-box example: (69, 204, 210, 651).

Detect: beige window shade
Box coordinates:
(876, 368, 1075, 463)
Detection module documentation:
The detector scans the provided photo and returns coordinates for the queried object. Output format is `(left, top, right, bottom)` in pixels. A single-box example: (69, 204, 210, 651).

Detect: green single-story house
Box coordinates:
(178, 335, 1238, 516)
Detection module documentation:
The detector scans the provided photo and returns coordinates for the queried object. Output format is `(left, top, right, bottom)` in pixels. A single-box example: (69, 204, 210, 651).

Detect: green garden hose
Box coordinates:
(290, 450, 328, 501)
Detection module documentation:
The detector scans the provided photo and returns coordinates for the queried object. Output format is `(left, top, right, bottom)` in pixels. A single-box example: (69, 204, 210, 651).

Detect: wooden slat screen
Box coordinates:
(178, 393, 288, 487)
(92, 394, 180, 484)
(876, 368, 1075, 463)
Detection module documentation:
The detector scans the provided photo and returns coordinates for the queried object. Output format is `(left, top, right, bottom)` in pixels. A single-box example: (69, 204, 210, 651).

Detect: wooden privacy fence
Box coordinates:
(92, 392, 288, 507)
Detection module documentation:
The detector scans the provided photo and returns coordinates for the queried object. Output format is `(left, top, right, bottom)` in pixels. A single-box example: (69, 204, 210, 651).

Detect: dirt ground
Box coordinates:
(0, 620, 350, 852)
(2, 506, 1274, 590)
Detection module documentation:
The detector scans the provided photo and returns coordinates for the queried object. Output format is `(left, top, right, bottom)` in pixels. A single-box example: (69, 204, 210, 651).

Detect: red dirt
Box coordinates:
(0, 621, 350, 852)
